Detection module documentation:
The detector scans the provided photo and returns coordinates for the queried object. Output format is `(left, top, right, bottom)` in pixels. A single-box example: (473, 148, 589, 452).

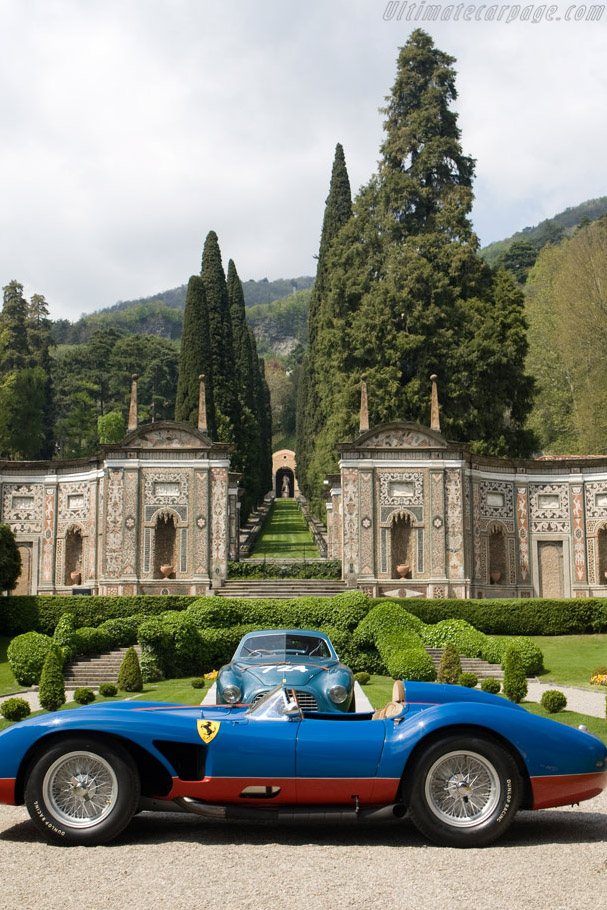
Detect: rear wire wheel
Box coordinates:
(407, 734, 521, 847)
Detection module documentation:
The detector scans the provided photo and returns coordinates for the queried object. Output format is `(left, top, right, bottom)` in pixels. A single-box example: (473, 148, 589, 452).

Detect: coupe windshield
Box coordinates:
(236, 633, 333, 660)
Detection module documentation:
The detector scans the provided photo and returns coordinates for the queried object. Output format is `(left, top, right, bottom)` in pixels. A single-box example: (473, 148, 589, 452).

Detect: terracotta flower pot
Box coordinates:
(490, 571, 501, 584)
(396, 564, 411, 579)
(70, 571, 81, 586)
(159, 564, 174, 579)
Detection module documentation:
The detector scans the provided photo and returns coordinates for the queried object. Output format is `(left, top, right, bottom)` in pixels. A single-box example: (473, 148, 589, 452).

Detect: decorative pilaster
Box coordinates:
(571, 486, 587, 583)
(516, 486, 530, 583)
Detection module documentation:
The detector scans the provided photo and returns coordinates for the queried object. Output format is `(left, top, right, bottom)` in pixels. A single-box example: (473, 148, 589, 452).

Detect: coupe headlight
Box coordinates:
(328, 684, 349, 704)
(222, 685, 242, 704)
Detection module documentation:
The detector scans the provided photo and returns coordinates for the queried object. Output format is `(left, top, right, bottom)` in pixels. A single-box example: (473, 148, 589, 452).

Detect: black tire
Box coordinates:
(25, 735, 140, 846)
(407, 733, 521, 847)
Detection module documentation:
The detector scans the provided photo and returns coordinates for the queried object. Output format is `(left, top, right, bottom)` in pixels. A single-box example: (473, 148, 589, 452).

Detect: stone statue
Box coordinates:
(281, 475, 290, 498)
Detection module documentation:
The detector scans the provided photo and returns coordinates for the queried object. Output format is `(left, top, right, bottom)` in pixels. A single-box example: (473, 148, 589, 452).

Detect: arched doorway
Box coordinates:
(276, 467, 294, 498)
(390, 512, 415, 579)
(598, 526, 607, 584)
(488, 524, 507, 584)
(154, 512, 177, 578)
(65, 527, 84, 585)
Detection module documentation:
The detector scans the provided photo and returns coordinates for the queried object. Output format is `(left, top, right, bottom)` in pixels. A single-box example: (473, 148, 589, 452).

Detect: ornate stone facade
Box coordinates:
(2, 422, 237, 595)
(329, 420, 607, 599)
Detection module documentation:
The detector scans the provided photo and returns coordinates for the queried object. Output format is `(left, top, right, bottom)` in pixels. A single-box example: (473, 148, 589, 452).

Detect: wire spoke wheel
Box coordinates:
(408, 734, 521, 847)
(43, 751, 118, 828)
(425, 750, 500, 827)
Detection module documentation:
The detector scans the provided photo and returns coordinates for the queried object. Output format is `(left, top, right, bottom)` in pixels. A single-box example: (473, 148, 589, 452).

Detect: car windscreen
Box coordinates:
(237, 633, 333, 660)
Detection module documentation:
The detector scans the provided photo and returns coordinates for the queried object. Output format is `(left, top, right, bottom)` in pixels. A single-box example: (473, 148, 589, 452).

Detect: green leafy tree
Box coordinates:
(1, 281, 29, 371)
(0, 523, 21, 591)
(38, 647, 66, 712)
(175, 275, 215, 433)
(98, 411, 126, 444)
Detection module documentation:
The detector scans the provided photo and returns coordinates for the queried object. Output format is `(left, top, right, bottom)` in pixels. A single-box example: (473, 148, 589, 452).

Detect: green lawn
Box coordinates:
(251, 499, 320, 559)
(529, 634, 607, 689)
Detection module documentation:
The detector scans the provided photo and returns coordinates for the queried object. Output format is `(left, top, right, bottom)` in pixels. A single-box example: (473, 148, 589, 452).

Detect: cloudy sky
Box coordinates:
(1, 0, 606, 320)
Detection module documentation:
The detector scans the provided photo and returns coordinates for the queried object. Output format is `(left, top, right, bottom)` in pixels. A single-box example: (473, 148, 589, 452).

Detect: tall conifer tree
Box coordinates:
(296, 144, 352, 499)
(305, 31, 534, 504)
(175, 275, 216, 435)
(200, 231, 239, 443)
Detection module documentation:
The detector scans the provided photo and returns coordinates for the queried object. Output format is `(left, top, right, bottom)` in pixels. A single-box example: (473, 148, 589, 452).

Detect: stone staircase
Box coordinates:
(425, 648, 504, 680)
(214, 579, 349, 599)
(63, 645, 143, 687)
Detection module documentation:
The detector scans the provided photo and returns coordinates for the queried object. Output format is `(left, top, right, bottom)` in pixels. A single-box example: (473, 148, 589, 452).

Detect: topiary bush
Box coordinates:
(541, 690, 567, 713)
(502, 648, 528, 704)
(98, 616, 141, 648)
(492, 636, 544, 676)
(52, 612, 77, 660)
(458, 672, 478, 688)
(7, 631, 54, 685)
(481, 678, 501, 694)
(39, 647, 66, 711)
(191, 678, 206, 689)
(73, 687, 96, 705)
(376, 629, 436, 682)
(117, 647, 143, 693)
(354, 672, 371, 685)
(98, 683, 117, 697)
(0, 697, 31, 721)
(437, 642, 462, 685)
(228, 561, 342, 580)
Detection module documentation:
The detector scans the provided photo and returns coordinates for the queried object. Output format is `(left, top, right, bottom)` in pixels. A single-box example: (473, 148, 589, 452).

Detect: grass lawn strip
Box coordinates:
(251, 499, 320, 559)
(530, 634, 607, 689)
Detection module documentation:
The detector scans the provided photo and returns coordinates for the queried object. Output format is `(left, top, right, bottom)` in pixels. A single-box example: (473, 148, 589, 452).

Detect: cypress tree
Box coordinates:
(175, 275, 216, 435)
(39, 647, 66, 712)
(200, 231, 239, 444)
(227, 259, 263, 518)
(1, 281, 29, 371)
(297, 144, 352, 502)
(27, 293, 54, 458)
(305, 31, 534, 503)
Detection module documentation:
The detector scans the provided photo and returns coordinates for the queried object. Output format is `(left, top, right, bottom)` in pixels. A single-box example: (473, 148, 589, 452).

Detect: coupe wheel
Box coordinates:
(25, 736, 140, 846)
(407, 734, 521, 847)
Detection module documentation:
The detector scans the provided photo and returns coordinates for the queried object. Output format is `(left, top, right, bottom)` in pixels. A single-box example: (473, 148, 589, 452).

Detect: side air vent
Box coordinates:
(154, 741, 206, 781)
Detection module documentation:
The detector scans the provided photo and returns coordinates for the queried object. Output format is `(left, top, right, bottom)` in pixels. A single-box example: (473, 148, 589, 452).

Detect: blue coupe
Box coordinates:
(0, 680, 605, 848)
(215, 629, 355, 712)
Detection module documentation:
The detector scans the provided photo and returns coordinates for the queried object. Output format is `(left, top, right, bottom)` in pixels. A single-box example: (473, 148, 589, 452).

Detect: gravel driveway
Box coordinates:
(1, 793, 606, 910)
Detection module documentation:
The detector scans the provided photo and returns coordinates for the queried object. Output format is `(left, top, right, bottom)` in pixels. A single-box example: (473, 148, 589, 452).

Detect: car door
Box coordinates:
(295, 717, 390, 805)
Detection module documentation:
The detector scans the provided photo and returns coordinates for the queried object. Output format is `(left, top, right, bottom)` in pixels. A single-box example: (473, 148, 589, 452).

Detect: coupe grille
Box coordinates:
(252, 690, 319, 711)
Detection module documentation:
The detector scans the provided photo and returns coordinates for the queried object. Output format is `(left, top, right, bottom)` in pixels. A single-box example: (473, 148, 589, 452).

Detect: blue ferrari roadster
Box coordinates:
(0, 680, 605, 848)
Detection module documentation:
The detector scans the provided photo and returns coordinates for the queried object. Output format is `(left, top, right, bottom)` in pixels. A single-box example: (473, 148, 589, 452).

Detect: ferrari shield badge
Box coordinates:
(197, 720, 220, 744)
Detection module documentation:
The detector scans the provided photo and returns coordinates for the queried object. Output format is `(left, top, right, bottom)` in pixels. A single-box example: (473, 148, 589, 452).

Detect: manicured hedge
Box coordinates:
(227, 561, 342, 580)
(399, 597, 607, 635)
(0, 595, 194, 637)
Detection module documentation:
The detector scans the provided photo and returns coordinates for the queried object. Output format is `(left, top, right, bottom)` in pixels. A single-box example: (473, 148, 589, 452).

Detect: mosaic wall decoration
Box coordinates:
(342, 468, 359, 577)
(379, 472, 424, 506)
(472, 483, 484, 581)
(359, 472, 374, 575)
(144, 472, 189, 507)
(529, 483, 570, 533)
(516, 486, 530, 583)
(210, 467, 228, 576)
(359, 428, 445, 449)
(584, 482, 607, 520)
(105, 471, 124, 578)
(430, 473, 446, 576)
(130, 428, 210, 449)
(194, 471, 209, 575)
(445, 470, 464, 579)
(122, 471, 138, 576)
(57, 481, 92, 536)
(2, 483, 44, 533)
(42, 487, 56, 583)
(508, 537, 516, 584)
(479, 481, 514, 520)
(571, 486, 586, 583)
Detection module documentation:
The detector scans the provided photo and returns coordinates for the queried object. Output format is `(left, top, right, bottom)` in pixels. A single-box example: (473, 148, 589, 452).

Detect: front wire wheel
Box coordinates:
(408, 735, 521, 847)
(25, 736, 140, 846)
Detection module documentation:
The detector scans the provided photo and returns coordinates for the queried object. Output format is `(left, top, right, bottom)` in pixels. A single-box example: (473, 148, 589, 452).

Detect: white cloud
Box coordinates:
(1, 0, 606, 318)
